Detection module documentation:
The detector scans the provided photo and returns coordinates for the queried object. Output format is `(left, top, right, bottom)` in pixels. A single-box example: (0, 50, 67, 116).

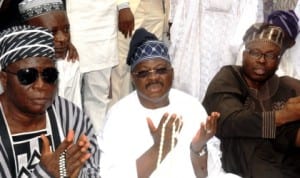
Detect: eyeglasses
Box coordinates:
(132, 67, 172, 78)
(4, 67, 59, 85)
(245, 49, 280, 61)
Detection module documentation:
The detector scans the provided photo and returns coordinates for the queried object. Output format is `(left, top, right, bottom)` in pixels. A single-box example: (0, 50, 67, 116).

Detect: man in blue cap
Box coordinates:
(99, 28, 240, 178)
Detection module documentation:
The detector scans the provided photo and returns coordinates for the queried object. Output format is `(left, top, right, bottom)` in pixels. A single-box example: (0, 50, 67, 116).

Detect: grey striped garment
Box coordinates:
(0, 96, 101, 177)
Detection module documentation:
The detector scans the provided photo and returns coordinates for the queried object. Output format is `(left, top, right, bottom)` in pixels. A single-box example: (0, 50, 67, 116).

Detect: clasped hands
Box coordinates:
(39, 130, 91, 178)
(147, 112, 219, 161)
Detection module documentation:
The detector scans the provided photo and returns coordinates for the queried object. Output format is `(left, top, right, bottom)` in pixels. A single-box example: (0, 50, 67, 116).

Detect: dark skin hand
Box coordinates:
(148, 113, 183, 157)
(190, 112, 219, 178)
(118, 8, 134, 38)
(191, 112, 219, 151)
(40, 130, 91, 178)
(137, 113, 183, 178)
(275, 96, 300, 126)
(66, 42, 79, 62)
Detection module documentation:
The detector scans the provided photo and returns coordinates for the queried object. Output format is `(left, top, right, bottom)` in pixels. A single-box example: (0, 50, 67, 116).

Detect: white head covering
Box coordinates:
(18, 0, 64, 21)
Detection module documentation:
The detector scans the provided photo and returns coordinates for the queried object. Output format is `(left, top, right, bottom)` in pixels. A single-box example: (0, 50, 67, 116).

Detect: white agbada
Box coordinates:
(66, 0, 119, 132)
(99, 88, 240, 178)
(66, 0, 119, 73)
(56, 58, 82, 108)
(169, 0, 261, 101)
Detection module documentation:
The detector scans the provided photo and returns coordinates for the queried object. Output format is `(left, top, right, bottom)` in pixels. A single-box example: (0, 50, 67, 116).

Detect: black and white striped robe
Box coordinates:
(0, 96, 100, 177)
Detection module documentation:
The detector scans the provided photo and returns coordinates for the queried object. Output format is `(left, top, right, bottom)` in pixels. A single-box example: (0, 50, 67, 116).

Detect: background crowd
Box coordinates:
(0, 0, 300, 177)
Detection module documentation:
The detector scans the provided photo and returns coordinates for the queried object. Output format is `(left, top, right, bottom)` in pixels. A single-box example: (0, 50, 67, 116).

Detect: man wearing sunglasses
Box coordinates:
(202, 19, 300, 178)
(99, 28, 240, 178)
(18, 0, 82, 109)
(0, 25, 100, 177)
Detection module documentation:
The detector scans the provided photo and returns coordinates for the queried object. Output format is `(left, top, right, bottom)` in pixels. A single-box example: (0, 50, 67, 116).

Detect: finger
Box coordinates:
(128, 23, 134, 37)
(66, 146, 87, 167)
(200, 122, 206, 136)
(147, 117, 156, 133)
(77, 134, 88, 147)
(67, 134, 89, 161)
(205, 116, 212, 132)
(57, 130, 74, 153)
(287, 96, 300, 103)
(68, 153, 91, 174)
(41, 134, 51, 155)
(69, 167, 81, 178)
(174, 116, 183, 132)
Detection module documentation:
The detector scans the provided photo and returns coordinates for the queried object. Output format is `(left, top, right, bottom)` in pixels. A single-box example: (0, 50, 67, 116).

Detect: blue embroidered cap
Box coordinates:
(127, 28, 170, 70)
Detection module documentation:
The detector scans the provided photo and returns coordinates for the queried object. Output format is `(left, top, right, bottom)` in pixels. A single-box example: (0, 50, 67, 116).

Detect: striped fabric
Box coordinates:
(0, 25, 55, 70)
(0, 96, 100, 177)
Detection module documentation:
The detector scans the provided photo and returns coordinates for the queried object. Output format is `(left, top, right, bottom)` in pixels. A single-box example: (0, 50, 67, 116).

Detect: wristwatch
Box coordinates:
(190, 143, 207, 157)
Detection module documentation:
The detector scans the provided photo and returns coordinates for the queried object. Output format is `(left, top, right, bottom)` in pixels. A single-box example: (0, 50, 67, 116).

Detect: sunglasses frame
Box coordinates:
(3, 67, 59, 85)
(132, 67, 173, 78)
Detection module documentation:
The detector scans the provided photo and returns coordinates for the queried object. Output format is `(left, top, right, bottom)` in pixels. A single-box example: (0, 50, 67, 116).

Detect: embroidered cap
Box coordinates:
(127, 28, 170, 70)
(0, 25, 55, 70)
(243, 23, 285, 49)
(19, 0, 64, 21)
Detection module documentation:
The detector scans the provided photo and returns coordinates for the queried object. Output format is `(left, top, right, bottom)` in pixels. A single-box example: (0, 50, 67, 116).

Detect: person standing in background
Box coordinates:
(109, 0, 169, 107)
(0, 0, 23, 31)
(18, 0, 82, 108)
(267, 10, 300, 78)
(169, 0, 264, 102)
(65, 0, 130, 133)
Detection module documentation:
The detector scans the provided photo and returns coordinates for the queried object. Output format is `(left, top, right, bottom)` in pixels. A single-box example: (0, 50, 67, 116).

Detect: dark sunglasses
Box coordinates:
(4, 67, 59, 85)
(132, 67, 172, 78)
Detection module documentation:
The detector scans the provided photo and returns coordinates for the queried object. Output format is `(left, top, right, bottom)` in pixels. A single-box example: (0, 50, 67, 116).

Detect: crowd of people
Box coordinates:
(0, 0, 300, 177)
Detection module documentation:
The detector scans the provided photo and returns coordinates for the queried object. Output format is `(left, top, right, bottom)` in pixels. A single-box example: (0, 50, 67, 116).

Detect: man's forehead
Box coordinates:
(134, 58, 171, 68)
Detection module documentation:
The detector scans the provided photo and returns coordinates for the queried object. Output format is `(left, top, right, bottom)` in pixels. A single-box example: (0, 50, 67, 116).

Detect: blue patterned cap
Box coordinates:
(127, 28, 170, 70)
(0, 25, 55, 70)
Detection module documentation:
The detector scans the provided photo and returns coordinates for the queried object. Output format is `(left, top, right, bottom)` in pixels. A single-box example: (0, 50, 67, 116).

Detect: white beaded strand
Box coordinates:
(59, 150, 68, 178)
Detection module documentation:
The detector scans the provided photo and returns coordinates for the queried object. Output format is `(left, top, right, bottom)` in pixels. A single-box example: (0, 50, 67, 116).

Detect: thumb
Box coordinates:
(41, 134, 51, 155)
(147, 117, 156, 134)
